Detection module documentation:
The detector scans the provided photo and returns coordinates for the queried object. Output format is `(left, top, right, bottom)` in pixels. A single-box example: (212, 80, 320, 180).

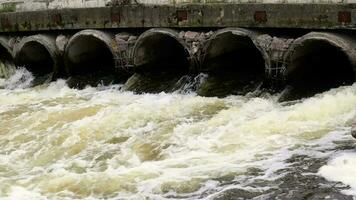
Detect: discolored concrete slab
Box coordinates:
(0, 4, 356, 32)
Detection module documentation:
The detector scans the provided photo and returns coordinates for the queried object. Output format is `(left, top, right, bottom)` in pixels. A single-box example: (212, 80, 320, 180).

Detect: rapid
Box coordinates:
(0, 69, 356, 200)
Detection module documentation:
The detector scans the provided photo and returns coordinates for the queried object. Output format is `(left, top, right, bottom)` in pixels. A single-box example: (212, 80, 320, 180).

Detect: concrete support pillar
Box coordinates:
(114, 33, 137, 70)
(0, 36, 15, 78)
(253, 35, 295, 93)
(256, 35, 294, 80)
(178, 30, 212, 72)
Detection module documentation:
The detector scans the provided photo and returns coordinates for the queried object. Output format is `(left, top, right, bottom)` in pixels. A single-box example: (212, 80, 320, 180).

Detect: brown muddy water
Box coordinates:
(0, 69, 356, 200)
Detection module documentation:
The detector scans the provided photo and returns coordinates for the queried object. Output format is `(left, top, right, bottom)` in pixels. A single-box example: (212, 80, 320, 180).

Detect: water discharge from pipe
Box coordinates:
(126, 28, 191, 93)
(16, 41, 54, 76)
(281, 33, 356, 101)
(1, 30, 356, 199)
(64, 30, 125, 88)
(14, 35, 60, 86)
(198, 29, 266, 97)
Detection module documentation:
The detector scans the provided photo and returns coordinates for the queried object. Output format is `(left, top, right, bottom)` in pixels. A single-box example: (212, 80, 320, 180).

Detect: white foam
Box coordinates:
(1, 82, 356, 199)
(0, 186, 47, 200)
(319, 152, 356, 196)
(2, 68, 34, 90)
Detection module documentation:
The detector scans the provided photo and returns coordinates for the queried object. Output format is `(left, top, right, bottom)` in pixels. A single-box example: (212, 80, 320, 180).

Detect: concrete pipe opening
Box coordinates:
(14, 36, 58, 78)
(0, 38, 15, 78)
(198, 29, 266, 97)
(64, 30, 120, 88)
(128, 29, 190, 93)
(284, 35, 355, 100)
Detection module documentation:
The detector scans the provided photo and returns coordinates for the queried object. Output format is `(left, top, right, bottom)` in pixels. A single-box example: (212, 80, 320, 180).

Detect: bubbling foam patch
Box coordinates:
(319, 152, 356, 196)
(1, 68, 34, 90)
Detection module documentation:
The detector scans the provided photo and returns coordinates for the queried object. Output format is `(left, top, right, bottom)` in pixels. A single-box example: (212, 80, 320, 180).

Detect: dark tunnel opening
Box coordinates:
(284, 40, 355, 101)
(65, 35, 115, 76)
(64, 35, 121, 88)
(134, 33, 190, 76)
(198, 33, 266, 97)
(16, 41, 54, 77)
(128, 33, 190, 93)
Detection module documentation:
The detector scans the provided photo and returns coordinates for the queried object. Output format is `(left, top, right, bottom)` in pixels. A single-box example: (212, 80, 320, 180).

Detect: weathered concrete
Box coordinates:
(197, 28, 267, 96)
(279, 32, 356, 100)
(2, 25, 355, 98)
(63, 29, 130, 88)
(4, 28, 356, 99)
(200, 28, 268, 72)
(351, 125, 356, 138)
(64, 29, 119, 75)
(0, 4, 356, 32)
(0, 8, 354, 101)
(133, 28, 190, 74)
(0, 0, 110, 12)
(14, 34, 60, 78)
(0, 36, 14, 78)
(2, 0, 356, 13)
(285, 32, 356, 73)
(55, 34, 68, 54)
(0, 35, 12, 57)
(126, 28, 191, 92)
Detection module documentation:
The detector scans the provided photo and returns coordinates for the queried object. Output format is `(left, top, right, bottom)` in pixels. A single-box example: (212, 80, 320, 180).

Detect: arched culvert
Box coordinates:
(14, 35, 60, 82)
(198, 28, 267, 97)
(0, 37, 15, 79)
(127, 28, 191, 93)
(64, 30, 123, 88)
(282, 32, 356, 101)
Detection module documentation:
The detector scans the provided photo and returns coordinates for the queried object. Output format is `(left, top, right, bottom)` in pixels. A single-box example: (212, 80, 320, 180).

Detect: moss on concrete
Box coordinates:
(0, 3, 16, 13)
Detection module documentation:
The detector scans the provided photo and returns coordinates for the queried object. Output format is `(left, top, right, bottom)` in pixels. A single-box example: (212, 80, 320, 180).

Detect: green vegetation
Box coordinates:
(0, 3, 17, 13)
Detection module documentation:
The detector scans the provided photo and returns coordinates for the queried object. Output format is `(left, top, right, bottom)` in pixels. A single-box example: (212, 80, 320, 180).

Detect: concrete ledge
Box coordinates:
(0, 3, 355, 32)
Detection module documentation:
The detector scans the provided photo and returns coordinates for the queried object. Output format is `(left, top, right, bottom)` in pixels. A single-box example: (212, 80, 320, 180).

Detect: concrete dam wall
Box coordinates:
(1, 0, 356, 12)
(0, 2, 356, 100)
(1, 27, 356, 100)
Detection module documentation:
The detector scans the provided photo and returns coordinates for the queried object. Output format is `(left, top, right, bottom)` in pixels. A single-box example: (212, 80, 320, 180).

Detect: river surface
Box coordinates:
(0, 70, 356, 200)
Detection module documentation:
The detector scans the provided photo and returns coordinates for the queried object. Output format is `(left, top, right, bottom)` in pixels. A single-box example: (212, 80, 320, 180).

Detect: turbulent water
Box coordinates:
(0, 69, 356, 200)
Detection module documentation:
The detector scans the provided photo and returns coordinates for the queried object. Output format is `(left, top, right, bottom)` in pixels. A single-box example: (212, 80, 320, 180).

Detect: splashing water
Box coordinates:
(0, 68, 34, 90)
(174, 73, 209, 94)
(0, 77, 356, 199)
